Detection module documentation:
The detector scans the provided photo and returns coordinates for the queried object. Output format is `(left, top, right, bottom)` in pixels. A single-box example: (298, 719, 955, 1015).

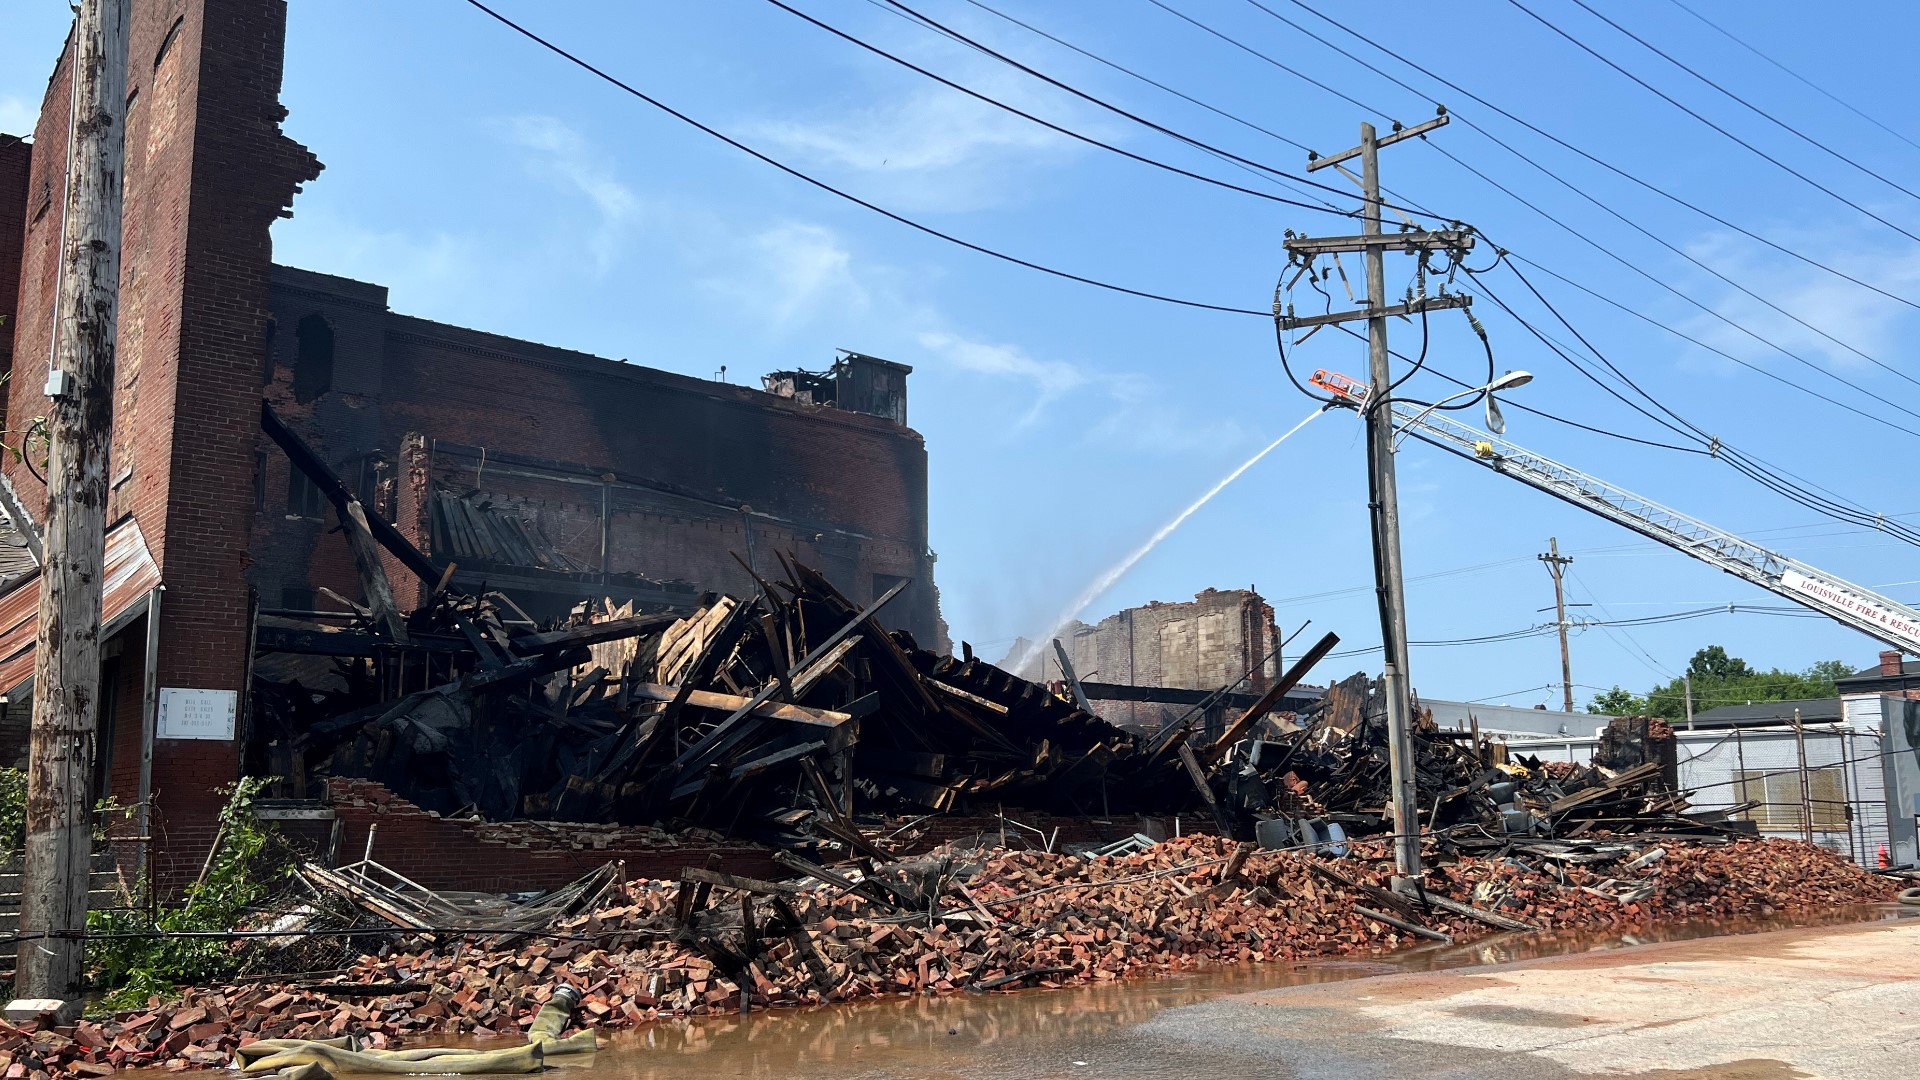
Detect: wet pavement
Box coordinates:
(551, 904, 1916, 1079)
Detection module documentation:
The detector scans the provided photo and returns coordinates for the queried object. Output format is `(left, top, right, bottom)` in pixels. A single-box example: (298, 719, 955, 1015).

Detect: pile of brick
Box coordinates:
(0, 836, 1895, 1079)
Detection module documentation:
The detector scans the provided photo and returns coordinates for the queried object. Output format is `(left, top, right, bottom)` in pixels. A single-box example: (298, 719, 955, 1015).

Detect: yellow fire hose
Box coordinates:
(236, 983, 597, 1076)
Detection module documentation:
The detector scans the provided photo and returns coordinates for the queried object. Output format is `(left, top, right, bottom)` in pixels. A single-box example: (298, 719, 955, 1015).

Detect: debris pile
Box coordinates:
(3, 834, 1896, 1078)
(1208, 677, 1713, 849)
(255, 403, 1730, 859)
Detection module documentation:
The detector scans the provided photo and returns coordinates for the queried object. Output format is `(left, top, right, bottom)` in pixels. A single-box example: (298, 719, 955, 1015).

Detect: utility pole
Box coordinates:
(1539, 538, 1575, 713)
(1281, 111, 1465, 893)
(1683, 673, 1694, 730)
(11, 0, 129, 1015)
(1791, 707, 1814, 843)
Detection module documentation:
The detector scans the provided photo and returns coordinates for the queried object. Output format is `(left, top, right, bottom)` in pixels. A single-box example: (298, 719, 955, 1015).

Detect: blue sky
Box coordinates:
(7, 0, 1920, 709)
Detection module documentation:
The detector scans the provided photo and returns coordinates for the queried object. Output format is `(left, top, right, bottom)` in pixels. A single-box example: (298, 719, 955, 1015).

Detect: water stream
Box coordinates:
(1013, 407, 1326, 676)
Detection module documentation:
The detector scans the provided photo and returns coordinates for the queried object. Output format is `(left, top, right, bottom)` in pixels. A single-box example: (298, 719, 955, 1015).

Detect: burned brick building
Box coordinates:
(0, 0, 940, 884)
(255, 266, 940, 636)
(1010, 589, 1286, 732)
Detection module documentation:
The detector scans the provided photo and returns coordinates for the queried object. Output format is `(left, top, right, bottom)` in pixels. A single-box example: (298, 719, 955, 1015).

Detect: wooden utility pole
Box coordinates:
(1791, 707, 1814, 843)
(11, 0, 129, 1011)
(1282, 111, 1464, 892)
(1539, 538, 1575, 714)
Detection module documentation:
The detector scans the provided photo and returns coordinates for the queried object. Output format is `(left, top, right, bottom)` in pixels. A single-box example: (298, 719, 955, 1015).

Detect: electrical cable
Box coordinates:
(1322, 601, 1822, 659)
(1480, 262, 1920, 546)
(1258, 0, 1920, 316)
(1323, 321, 1707, 454)
(1423, 138, 1920, 421)
(456, 0, 1270, 318)
(1566, 0, 1920, 205)
(874, 0, 1450, 222)
(953, 0, 1313, 155)
(762, 0, 1372, 217)
(1664, 0, 1920, 157)
(1504, 0, 1920, 247)
(1472, 275, 1920, 549)
(1246, 0, 1920, 397)
(860, 0, 1350, 212)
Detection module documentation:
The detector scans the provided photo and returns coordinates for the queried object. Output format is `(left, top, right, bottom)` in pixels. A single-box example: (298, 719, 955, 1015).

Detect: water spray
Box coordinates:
(1014, 406, 1328, 676)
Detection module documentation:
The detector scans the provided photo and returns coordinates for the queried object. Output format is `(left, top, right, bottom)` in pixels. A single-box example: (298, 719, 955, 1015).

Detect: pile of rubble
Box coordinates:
(1, 834, 1896, 1078)
(252, 402, 1737, 860)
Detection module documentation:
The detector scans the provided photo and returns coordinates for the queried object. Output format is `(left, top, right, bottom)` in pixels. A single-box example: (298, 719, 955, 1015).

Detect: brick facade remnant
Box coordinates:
(0, 0, 944, 887)
(254, 267, 943, 646)
(1009, 589, 1283, 731)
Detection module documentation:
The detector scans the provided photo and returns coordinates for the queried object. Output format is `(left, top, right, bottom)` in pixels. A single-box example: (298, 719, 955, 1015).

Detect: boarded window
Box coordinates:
(286, 467, 327, 520)
(872, 572, 910, 606)
(1734, 767, 1848, 830)
(292, 313, 333, 403)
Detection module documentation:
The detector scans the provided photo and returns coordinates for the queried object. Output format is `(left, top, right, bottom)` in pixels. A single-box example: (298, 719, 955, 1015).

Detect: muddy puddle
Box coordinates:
(545, 904, 1915, 1079)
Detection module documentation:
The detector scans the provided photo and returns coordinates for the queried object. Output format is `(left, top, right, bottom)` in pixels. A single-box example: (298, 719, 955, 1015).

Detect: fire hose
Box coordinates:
(235, 984, 596, 1075)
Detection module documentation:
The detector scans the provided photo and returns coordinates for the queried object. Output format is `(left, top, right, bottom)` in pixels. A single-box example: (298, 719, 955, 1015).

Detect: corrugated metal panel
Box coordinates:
(0, 518, 161, 694)
(0, 510, 37, 589)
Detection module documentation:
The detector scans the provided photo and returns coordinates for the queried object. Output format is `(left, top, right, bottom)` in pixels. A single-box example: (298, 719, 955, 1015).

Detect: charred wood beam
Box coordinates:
(666, 580, 907, 782)
(1078, 681, 1271, 708)
(1201, 632, 1341, 765)
(627, 683, 851, 727)
(512, 612, 681, 655)
(255, 625, 472, 657)
(261, 401, 442, 585)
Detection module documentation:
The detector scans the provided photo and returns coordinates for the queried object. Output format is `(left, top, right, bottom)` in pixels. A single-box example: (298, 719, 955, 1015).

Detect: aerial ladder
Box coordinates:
(1308, 369, 1920, 657)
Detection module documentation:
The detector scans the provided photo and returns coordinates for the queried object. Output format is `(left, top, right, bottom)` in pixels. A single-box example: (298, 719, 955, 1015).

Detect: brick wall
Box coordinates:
(1031, 590, 1282, 731)
(0, 135, 29, 432)
(5, 0, 321, 888)
(256, 267, 944, 647)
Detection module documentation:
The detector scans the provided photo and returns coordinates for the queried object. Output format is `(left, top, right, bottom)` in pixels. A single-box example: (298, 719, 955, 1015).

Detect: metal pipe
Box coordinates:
(134, 585, 162, 885)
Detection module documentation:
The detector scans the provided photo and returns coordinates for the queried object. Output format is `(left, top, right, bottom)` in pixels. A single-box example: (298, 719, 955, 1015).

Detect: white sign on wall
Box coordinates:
(157, 688, 237, 741)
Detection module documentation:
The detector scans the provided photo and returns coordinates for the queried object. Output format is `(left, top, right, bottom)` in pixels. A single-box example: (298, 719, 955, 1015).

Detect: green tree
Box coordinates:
(1685, 645, 1753, 682)
(1588, 685, 1647, 714)
(1612, 646, 1849, 721)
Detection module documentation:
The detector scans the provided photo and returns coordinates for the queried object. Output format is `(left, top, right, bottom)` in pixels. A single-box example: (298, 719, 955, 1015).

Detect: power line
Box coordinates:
(1664, 0, 1920, 157)
(926, 0, 1346, 211)
(955, 0, 1312, 154)
(456, 0, 1269, 317)
(1466, 264, 1920, 548)
(760, 0, 1369, 218)
(1504, 0, 1920, 246)
(1243, 0, 1920, 398)
(871, 0, 1448, 222)
(1480, 261, 1920, 547)
(1324, 601, 1828, 658)
(1564, 0, 1920, 206)
(1256, 0, 1920, 317)
(899, 0, 1920, 445)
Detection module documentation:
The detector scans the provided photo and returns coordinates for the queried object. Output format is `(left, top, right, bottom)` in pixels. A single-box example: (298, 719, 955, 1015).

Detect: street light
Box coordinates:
(1393, 370, 1533, 445)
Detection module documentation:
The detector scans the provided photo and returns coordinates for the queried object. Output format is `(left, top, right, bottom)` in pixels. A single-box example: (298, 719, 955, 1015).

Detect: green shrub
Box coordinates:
(87, 777, 286, 1012)
(0, 767, 25, 865)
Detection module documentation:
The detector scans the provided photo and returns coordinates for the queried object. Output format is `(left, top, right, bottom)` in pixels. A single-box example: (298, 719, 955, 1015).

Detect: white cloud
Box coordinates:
(1674, 225, 1920, 376)
(692, 221, 874, 332)
(915, 330, 1252, 451)
(501, 115, 643, 271)
(743, 80, 1084, 212)
(917, 332, 1090, 426)
(273, 209, 483, 319)
(0, 96, 34, 136)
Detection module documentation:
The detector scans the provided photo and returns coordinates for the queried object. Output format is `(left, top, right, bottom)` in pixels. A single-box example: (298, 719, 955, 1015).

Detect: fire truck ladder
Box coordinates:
(1309, 370, 1920, 657)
